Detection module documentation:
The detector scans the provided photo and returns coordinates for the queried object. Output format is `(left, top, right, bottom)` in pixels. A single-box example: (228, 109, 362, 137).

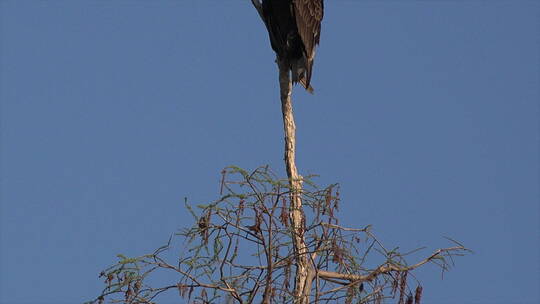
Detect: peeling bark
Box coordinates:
(277, 59, 312, 304)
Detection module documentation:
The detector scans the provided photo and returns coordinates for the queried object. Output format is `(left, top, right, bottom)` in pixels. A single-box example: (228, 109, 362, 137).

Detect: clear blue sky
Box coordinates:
(1, 1, 538, 303)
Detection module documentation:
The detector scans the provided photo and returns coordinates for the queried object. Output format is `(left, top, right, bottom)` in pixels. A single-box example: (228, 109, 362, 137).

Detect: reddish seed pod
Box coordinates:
(415, 285, 423, 304)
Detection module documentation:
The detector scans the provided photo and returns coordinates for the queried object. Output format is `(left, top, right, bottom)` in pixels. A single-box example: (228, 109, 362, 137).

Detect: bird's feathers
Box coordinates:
(260, 0, 324, 91)
(293, 0, 323, 89)
(294, 0, 323, 61)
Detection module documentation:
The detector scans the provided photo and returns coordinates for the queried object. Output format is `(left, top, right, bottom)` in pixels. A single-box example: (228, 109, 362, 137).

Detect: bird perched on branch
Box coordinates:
(258, 0, 324, 93)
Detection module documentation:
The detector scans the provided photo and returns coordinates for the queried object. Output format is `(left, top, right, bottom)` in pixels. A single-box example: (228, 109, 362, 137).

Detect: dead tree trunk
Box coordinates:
(249, 1, 313, 302)
(277, 59, 313, 304)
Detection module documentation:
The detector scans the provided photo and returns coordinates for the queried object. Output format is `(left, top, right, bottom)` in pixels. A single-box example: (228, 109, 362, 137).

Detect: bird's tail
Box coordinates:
(299, 78, 314, 94)
(292, 57, 315, 94)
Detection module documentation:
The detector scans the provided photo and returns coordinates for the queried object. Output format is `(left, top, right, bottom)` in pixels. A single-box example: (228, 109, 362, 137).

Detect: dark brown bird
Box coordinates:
(261, 0, 324, 93)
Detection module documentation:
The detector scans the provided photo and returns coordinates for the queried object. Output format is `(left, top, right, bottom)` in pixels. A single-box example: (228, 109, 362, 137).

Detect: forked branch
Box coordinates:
(87, 167, 469, 304)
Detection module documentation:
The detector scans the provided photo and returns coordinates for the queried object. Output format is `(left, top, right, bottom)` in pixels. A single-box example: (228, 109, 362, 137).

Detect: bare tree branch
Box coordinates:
(88, 167, 469, 304)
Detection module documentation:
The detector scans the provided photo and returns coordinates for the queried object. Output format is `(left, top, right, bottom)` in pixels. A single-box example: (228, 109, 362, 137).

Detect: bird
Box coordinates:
(260, 0, 324, 93)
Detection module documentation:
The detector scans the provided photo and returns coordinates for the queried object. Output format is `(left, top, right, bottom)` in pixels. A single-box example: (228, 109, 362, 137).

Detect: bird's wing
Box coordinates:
(293, 0, 324, 61)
